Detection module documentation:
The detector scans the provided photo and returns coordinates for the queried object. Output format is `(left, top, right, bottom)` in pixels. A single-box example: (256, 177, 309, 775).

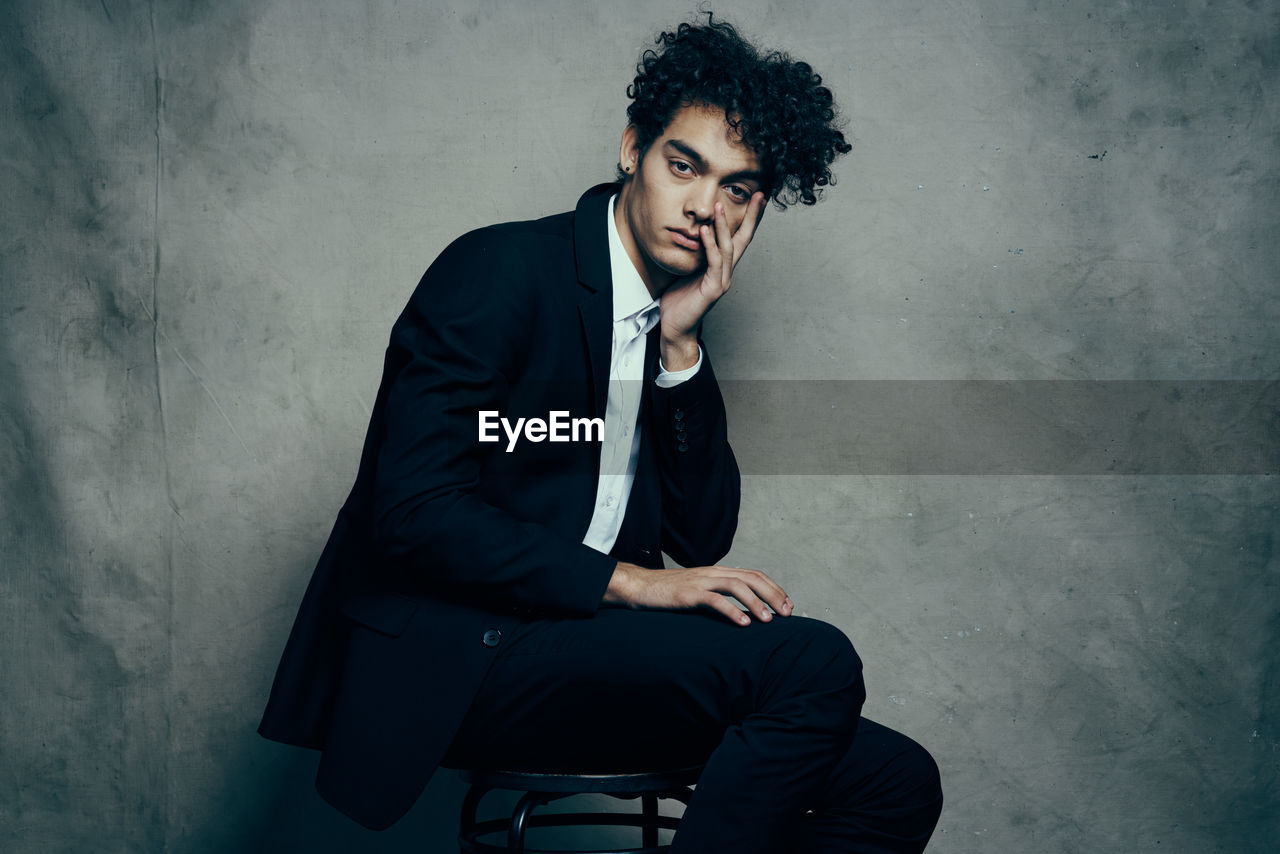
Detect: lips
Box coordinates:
(669, 228, 702, 251)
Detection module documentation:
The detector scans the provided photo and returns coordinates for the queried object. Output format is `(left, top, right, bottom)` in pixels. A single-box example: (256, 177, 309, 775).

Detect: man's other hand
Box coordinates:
(658, 193, 766, 371)
(604, 561, 793, 626)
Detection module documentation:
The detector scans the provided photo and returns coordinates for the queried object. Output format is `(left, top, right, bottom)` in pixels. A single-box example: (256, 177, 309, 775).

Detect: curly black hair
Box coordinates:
(620, 13, 851, 209)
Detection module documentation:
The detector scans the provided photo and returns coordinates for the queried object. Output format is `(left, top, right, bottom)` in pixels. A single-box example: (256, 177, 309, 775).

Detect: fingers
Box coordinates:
(703, 593, 753, 626)
(738, 567, 791, 617)
(703, 566, 792, 625)
(698, 219, 724, 291)
(729, 192, 766, 265)
(698, 204, 734, 295)
(621, 564, 794, 627)
(705, 195, 765, 282)
(714, 202, 733, 260)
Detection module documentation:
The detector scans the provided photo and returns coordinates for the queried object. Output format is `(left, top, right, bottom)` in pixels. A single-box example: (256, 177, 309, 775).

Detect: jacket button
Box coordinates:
(677, 443, 689, 453)
(673, 409, 685, 420)
(482, 629, 502, 648)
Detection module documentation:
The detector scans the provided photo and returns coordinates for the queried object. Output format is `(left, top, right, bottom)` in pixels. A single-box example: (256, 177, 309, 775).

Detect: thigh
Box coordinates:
(443, 607, 855, 771)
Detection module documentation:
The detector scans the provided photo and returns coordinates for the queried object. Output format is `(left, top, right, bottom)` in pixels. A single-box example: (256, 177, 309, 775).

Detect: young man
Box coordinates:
(260, 16, 943, 853)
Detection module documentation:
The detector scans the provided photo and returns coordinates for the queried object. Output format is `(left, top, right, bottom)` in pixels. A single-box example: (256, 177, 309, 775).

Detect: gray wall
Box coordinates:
(2, 1, 1276, 851)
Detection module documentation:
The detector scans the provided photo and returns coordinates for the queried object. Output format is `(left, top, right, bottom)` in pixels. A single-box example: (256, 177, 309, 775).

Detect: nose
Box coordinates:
(684, 181, 716, 224)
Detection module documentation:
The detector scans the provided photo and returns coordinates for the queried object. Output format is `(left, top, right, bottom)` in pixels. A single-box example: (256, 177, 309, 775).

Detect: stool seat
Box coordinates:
(459, 766, 703, 794)
(455, 765, 702, 854)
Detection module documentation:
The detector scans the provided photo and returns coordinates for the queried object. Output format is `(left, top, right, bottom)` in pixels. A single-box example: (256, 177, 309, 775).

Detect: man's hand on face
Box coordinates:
(604, 560, 793, 626)
(658, 192, 767, 371)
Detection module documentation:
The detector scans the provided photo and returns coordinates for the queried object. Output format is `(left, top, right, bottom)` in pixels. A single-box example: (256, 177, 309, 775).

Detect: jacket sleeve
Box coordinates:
(370, 228, 616, 615)
(648, 345, 741, 567)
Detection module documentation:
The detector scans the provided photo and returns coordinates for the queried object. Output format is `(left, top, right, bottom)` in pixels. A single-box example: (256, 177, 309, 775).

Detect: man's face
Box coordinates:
(615, 102, 765, 295)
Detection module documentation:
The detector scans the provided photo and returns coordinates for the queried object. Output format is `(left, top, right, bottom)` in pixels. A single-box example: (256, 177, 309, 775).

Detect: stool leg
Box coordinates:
(459, 784, 488, 852)
(461, 785, 487, 832)
(509, 791, 544, 854)
(642, 794, 658, 849)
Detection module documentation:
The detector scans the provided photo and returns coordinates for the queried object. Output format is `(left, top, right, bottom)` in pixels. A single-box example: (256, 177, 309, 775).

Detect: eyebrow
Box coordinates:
(665, 139, 766, 185)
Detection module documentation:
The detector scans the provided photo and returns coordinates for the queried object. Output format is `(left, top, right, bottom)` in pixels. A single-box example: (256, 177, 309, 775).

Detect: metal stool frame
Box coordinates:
(456, 767, 702, 854)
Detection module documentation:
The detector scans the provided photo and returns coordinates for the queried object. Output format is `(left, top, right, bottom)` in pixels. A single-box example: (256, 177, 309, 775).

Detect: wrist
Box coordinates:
(659, 336, 700, 372)
(604, 562, 643, 606)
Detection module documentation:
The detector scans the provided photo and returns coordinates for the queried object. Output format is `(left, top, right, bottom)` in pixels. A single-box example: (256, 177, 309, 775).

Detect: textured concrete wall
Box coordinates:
(2, 1, 1276, 851)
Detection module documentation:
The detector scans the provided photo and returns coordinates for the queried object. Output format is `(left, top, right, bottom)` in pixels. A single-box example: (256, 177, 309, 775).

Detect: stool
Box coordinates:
(456, 766, 702, 854)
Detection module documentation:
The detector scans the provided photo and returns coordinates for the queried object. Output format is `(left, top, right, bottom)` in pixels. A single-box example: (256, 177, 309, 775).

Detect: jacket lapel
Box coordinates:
(573, 183, 622, 419)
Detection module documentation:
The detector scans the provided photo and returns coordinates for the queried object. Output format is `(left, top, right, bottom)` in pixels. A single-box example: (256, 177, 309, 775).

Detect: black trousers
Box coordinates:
(443, 608, 943, 853)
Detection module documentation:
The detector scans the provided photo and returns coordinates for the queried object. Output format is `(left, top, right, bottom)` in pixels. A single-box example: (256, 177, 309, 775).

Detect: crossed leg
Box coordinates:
(444, 608, 942, 853)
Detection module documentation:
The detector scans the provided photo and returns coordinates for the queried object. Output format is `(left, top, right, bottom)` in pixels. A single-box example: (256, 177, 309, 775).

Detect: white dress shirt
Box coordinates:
(581, 196, 702, 555)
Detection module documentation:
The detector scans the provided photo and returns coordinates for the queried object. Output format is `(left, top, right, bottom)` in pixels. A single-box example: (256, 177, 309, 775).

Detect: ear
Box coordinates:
(618, 124, 640, 176)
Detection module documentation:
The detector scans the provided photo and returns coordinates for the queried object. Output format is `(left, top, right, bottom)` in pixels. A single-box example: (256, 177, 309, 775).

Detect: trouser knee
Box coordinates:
(878, 729, 944, 820)
(761, 618, 865, 734)
(792, 618, 863, 689)
(905, 739, 944, 815)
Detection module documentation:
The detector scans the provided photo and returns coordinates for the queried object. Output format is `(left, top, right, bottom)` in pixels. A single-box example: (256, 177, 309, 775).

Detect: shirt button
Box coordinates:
(673, 409, 685, 420)
(678, 443, 690, 453)
(677, 432, 687, 442)
(606, 495, 616, 507)
(482, 629, 502, 648)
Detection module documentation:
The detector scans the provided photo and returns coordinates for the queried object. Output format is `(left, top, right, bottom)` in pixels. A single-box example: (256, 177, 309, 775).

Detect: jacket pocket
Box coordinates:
(339, 593, 421, 638)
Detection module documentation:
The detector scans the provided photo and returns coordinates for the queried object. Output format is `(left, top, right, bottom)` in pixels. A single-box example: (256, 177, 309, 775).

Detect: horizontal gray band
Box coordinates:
(721, 381, 1278, 475)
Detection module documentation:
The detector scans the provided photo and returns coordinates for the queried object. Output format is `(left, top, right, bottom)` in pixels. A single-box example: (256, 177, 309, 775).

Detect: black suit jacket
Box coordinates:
(258, 183, 741, 829)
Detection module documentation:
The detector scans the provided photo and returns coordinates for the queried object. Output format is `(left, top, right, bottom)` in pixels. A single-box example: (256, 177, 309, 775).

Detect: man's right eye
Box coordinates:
(669, 160, 694, 175)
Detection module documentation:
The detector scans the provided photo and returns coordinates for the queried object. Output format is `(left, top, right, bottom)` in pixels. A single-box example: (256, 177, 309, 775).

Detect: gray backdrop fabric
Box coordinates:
(2, 1, 1276, 851)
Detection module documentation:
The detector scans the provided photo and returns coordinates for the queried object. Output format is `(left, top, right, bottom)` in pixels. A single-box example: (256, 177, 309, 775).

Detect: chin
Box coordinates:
(657, 253, 705, 279)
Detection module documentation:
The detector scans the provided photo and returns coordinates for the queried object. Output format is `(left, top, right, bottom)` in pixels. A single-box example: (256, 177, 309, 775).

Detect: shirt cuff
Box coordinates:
(655, 345, 703, 388)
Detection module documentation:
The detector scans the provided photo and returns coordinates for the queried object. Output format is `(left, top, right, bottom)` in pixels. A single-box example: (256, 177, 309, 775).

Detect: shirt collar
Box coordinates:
(607, 195, 661, 335)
